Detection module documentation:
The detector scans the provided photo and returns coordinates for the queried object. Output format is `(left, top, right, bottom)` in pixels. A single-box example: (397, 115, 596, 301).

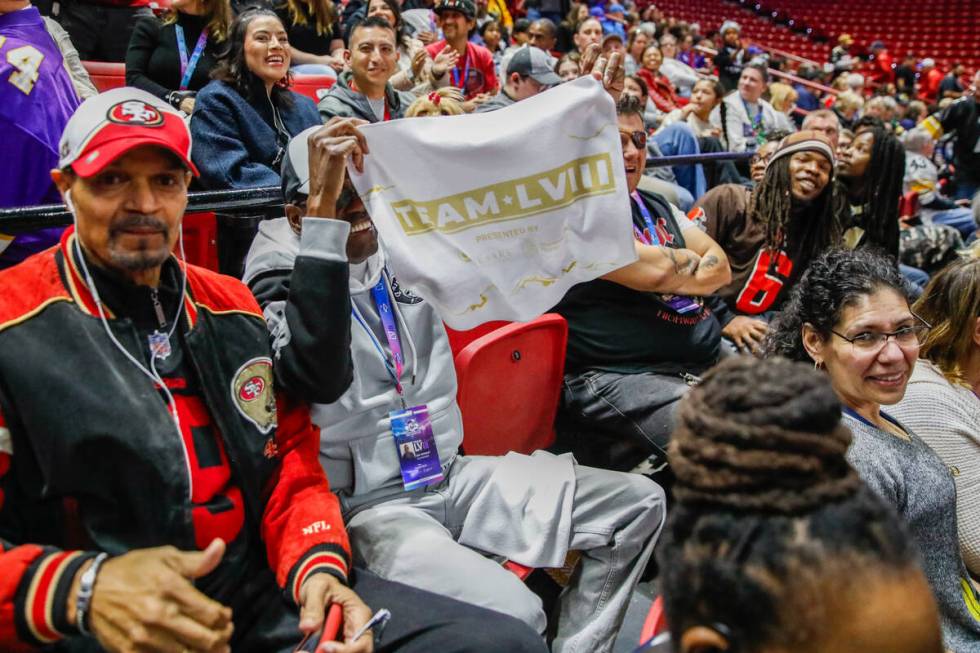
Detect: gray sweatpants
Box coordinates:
(343, 453, 665, 653)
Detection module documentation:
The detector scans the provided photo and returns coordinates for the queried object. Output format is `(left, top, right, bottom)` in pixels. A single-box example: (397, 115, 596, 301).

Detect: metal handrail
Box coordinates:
(0, 186, 284, 232)
(647, 151, 755, 167)
(695, 44, 839, 96)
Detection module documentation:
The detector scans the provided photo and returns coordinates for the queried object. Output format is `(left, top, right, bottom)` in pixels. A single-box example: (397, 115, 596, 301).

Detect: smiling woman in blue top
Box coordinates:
(190, 8, 321, 190)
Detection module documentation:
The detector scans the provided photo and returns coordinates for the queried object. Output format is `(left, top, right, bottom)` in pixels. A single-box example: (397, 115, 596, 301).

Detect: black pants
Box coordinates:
(52, 567, 547, 652)
(55, 1, 153, 62)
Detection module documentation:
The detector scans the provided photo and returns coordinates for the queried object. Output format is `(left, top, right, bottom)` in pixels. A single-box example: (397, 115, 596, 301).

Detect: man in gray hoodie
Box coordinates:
(318, 16, 416, 123)
(244, 119, 666, 653)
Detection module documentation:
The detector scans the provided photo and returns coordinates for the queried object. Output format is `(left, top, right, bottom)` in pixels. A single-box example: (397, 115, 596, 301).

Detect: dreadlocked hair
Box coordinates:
(658, 356, 919, 653)
(751, 155, 838, 258)
(835, 125, 905, 255)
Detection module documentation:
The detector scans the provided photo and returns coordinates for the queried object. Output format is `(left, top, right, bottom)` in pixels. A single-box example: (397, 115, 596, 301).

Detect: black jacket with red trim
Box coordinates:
(0, 228, 350, 651)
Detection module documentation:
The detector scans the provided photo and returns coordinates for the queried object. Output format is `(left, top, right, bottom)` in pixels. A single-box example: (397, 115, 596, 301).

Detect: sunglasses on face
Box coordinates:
(619, 129, 648, 150)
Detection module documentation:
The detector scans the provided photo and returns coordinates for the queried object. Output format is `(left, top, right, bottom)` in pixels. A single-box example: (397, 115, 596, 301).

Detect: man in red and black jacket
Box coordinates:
(0, 87, 545, 653)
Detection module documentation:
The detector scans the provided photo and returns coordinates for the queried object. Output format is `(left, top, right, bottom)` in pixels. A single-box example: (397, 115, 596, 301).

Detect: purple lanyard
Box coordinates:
(451, 45, 470, 90)
(175, 25, 208, 91)
(631, 191, 660, 245)
(370, 277, 405, 390)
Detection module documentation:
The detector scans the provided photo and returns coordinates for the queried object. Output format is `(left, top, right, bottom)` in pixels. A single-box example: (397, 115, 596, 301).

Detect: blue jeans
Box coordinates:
(952, 181, 979, 202)
(561, 369, 695, 464)
(931, 207, 977, 242)
(651, 123, 707, 201)
(900, 263, 929, 298)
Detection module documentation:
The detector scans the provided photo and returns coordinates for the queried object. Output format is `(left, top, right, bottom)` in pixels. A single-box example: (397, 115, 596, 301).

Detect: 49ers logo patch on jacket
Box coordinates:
(231, 357, 277, 434)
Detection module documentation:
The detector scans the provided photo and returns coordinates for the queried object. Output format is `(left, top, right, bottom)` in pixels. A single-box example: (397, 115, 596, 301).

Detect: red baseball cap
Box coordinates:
(58, 87, 199, 177)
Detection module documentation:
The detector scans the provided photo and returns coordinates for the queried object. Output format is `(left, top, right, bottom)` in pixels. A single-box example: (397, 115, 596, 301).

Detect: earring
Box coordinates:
(813, 360, 824, 371)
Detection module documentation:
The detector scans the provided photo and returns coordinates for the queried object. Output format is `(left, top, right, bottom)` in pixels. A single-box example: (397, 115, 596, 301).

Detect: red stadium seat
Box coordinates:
(454, 313, 567, 456)
(179, 211, 219, 272)
(638, 595, 668, 645)
(82, 61, 126, 92)
(445, 320, 509, 357)
(290, 74, 336, 102)
(898, 191, 920, 224)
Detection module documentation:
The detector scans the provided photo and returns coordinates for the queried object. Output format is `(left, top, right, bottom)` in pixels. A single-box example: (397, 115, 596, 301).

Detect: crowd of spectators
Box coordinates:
(1, 0, 979, 651)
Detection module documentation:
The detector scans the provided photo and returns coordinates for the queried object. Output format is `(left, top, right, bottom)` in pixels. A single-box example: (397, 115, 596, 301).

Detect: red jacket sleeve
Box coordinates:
(0, 415, 95, 651)
(261, 394, 352, 605)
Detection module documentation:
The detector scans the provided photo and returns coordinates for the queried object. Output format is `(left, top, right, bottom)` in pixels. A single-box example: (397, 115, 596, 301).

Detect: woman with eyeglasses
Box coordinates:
(766, 247, 980, 652)
(747, 129, 791, 184)
(891, 257, 980, 578)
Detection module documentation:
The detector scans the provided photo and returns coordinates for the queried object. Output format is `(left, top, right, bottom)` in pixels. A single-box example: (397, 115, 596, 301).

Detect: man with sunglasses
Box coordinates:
(244, 118, 666, 653)
(554, 93, 731, 479)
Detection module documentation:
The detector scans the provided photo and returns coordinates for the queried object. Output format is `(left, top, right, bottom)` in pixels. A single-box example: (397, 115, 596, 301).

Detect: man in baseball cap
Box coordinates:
(0, 91, 547, 653)
(52, 87, 197, 285)
(58, 87, 198, 181)
(475, 45, 561, 112)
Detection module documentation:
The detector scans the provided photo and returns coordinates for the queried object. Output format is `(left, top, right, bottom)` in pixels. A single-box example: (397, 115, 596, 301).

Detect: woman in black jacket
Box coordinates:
(126, 0, 233, 114)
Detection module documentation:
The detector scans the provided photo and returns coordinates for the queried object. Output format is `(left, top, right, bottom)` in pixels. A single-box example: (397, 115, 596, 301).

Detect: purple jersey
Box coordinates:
(0, 7, 79, 266)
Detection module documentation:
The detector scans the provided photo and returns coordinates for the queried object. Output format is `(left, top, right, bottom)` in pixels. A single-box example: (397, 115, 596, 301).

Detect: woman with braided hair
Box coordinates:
(835, 121, 905, 257)
(765, 247, 980, 651)
(692, 131, 837, 353)
(659, 355, 943, 653)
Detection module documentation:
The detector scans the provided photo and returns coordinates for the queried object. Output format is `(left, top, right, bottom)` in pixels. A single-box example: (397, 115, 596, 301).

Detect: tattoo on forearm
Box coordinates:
(699, 254, 720, 270)
(667, 248, 698, 276)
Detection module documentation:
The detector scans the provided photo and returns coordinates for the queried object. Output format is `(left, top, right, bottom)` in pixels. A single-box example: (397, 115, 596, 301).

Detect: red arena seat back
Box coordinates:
(454, 313, 568, 456)
(638, 595, 668, 645)
(445, 320, 509, 357)
(82, 61, 126, 92)
(178, 211, 219, 272)
(290, 75, 336, 102)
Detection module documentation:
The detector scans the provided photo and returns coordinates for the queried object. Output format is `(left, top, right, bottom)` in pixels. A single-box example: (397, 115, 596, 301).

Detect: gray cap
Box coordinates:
(506, 46, 561, 86)
(281, 125, 321, 203)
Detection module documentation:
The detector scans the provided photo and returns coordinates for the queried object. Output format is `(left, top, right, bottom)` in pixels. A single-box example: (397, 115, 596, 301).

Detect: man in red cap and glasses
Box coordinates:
(0, 87, 545, 653)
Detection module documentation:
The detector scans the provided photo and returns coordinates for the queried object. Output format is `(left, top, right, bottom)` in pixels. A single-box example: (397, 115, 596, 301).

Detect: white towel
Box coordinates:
(349, 77, 637, 329)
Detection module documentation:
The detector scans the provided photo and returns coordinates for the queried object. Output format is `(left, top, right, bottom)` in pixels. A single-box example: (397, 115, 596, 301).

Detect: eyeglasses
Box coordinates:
(619, 129, 648, 151)
(750, 150, 774, 166)
(830, 314, 932, 351)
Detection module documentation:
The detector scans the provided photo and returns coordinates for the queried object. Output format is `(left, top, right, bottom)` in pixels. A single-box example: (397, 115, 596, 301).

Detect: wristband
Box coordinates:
(75, 552, 108, 637)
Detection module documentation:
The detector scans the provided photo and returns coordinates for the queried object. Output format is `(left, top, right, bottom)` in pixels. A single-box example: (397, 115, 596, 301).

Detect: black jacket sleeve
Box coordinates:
(248, 218, 354, 404)
(126, 16, 171, 101)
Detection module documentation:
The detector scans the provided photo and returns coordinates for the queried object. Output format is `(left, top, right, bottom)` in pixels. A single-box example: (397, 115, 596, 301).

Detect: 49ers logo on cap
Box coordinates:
(107, 100, 164, 127)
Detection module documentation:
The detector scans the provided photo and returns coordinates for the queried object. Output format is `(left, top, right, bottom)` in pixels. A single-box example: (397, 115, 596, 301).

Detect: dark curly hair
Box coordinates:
(764, 248, 911, 363)
(658, 356, 919, 652)
(211, 8, 294, 108)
